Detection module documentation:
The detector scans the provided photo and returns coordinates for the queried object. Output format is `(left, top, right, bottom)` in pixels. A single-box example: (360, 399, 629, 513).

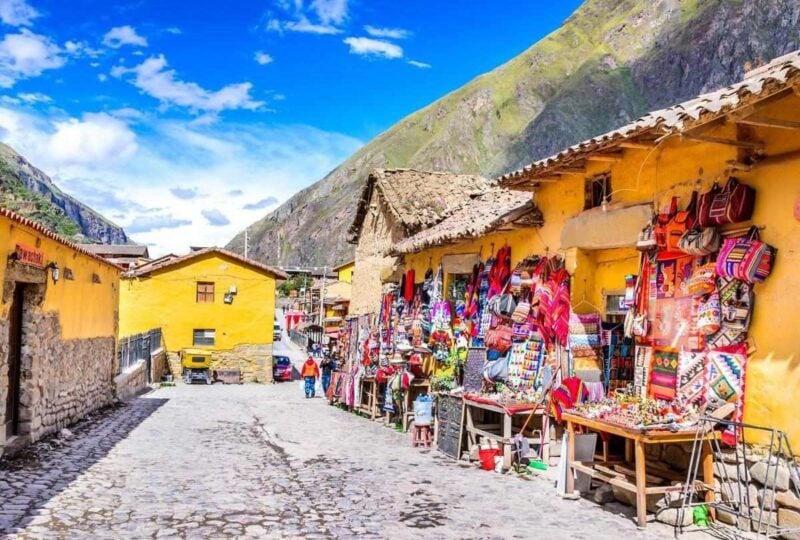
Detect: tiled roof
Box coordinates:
(392, 188, 541, 254)
(132, 247, 288, 279)
(499, 49, 800, 186)
(78, 244, 150, 257)
(0, 206, 121, 270)
(348, 168, 489, 243)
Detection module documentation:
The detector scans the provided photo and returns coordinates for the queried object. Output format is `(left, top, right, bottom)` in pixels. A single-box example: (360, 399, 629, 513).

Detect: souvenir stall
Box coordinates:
(560, 179, 775, 528)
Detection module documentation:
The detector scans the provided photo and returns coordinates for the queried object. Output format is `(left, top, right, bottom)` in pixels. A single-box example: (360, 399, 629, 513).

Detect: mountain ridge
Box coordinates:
(0, 142, 129, 245)
(228, 0, 800, 266)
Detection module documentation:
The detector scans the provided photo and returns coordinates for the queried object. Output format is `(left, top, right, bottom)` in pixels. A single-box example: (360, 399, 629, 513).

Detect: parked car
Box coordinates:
(273, 320, 283, 341)
(272, 355, 293, 382)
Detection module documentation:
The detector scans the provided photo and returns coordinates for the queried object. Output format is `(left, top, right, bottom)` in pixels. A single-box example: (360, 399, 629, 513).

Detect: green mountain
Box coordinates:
(228, 0, 800, 266)
(0, 143, 129, 244)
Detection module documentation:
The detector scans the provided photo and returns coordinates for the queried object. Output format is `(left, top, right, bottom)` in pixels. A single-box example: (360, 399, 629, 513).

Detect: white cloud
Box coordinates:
(0, 29, 64, 87)
(64, 40, 104, 58)
(0, 105, 363, 256)
(111, 54, 264, 115)
(102, 25, 148, 48)
(343, 37, 402, 59)
(364, 25, 410, 39)
(282, 16, 341, 35)
(408, 60, 431, 69)
(267, 0, 347, 35)
(309, 0, 348, 25)
(49, 112, 138, 167)
(17, 91, 50, 103)
(254, 51, 273, 65)
(0, 0, 39, 27)
(97, 73, 107, 82)
(165, 27, 182, 35)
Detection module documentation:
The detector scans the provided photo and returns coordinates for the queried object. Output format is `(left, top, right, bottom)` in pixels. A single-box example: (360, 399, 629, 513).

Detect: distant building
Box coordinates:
(119, 247, 287, 382)
(78, 244, 151, 268)
(1, 208, 119, 457)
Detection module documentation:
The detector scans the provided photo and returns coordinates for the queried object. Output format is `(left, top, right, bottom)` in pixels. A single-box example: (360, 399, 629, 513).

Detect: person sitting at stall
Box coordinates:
(301, 356, 320, 398)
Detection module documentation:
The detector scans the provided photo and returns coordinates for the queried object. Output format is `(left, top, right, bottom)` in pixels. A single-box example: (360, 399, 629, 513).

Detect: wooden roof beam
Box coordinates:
(586, 153, 623, 162)
(619, 141, 657, 150)
(680, 133, 765, 151)
(735, 115, 800, 130)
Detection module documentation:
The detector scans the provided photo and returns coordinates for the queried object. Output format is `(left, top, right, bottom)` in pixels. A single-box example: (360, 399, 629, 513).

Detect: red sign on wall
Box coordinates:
(15, 244, 45, 268)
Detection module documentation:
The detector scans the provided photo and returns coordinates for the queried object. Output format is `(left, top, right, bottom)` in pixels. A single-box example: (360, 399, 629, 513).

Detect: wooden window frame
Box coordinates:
(192, 329, 215, 347)
(196, 281, 215, 303)
(584, 173, 612, 210)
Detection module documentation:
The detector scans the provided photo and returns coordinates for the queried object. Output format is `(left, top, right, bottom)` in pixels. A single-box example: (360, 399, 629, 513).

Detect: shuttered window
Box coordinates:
(196, 282, 215, 303)
(584, 173, 611, 210)
(193, 329, 215, 346)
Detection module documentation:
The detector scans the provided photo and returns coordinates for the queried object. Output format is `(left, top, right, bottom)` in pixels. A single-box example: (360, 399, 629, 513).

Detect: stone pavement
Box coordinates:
(1, 343, 680, 539)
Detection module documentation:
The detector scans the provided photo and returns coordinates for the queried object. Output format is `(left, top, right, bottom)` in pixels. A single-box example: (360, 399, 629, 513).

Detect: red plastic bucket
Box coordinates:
(479, 448, 501, 471)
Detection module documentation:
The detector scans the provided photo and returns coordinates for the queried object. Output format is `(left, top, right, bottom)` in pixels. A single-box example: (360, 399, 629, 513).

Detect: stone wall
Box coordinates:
(0, 287, 115, 455)
(150, 348, 167, 383)
(114, 361, 147, 402)
(167, 344, 274, 384)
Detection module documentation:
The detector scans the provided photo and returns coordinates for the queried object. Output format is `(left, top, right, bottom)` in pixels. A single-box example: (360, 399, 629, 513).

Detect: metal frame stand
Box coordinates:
(676, 417, 800, 538)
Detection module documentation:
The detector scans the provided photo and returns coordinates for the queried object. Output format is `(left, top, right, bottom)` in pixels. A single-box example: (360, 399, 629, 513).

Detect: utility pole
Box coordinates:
(244, 227, 249, 259)
(318, 266, 327, 326)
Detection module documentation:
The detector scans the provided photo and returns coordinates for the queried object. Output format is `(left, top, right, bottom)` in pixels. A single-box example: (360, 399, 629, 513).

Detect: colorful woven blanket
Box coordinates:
(649, 347, 679, 401)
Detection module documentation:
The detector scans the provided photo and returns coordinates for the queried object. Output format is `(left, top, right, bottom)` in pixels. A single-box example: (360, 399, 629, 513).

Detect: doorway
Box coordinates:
(4, 283, 25, 440)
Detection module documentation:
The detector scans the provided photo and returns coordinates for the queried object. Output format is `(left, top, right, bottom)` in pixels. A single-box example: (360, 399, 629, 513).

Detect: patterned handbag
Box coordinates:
(688, 263, 717, 296)
(679, 226, 721, 256)
(698, 177, 756, 227)
(697, 292, 721, 335)
(716, 226, 776, 283)
(485, 324, 513, 353)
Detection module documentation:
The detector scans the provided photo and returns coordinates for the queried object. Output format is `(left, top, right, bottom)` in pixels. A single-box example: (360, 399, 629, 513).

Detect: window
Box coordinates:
(584, 173, 612, 210)
(196, 282, 215, 303)
(193, 329, 215, 346)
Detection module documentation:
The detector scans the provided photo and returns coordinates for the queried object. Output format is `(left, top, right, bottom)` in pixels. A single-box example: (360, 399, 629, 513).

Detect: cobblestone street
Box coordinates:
(0, 343, 677, 539)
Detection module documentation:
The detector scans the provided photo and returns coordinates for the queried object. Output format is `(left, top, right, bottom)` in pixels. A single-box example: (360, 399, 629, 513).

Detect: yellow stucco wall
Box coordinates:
(397, 95, 800, 443)
(336, 262, 355, 284)
(0, 217, 119, 340)
(119, 252, 276, 352)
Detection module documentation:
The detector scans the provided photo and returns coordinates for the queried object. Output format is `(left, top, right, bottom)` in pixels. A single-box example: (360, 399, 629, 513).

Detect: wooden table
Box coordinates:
(463, 396, 549, 470)
(563, 413, 716, 528)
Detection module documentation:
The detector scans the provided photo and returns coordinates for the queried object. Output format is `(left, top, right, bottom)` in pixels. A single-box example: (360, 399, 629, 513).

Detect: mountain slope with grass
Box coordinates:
(0, 143, 129, 244)
(228, 0, 800, 266)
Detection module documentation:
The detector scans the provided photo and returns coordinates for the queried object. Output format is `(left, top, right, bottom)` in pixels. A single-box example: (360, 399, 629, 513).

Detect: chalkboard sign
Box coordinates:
(436, 395, 464, 459)
(463, 347, 486, 393)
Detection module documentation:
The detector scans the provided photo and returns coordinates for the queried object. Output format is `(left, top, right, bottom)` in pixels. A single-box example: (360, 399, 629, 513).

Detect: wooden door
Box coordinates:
(5, 284, 24, 439)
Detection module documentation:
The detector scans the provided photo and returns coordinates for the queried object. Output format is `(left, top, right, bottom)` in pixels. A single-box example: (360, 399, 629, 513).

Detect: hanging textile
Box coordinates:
(649, 347, 679, 401)
(705, 343, 748, 445)
(677, 351, 707, 406)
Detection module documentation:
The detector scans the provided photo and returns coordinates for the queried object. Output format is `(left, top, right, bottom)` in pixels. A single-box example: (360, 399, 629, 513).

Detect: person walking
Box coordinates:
(301, 356, 320, 398)
(320, 354, 336, 394)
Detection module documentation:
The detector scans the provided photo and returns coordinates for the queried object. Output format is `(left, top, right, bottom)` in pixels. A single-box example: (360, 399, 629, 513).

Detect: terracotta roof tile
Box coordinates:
(132, 247, 288, 279)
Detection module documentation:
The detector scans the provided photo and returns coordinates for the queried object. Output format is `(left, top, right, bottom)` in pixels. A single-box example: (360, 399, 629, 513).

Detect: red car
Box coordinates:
(273, 356, 293, 382)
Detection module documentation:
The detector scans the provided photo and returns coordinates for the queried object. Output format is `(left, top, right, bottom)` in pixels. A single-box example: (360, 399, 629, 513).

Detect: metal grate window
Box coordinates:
(196, 282, 215, 303)
(193, 329, 215, 346)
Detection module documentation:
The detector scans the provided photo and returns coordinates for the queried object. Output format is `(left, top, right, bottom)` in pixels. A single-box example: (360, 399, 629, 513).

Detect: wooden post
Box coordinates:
(634, 439, 647, 528)
(701, 440, 716, 518)
(566, 420, 576, 496)
(503, 412, 513, 469)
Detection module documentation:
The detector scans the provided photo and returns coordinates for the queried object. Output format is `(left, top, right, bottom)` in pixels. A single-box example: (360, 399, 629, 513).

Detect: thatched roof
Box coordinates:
(392, 188, 542, 254)
(348, 168, 489, 243)
(499, 49, 800, 187)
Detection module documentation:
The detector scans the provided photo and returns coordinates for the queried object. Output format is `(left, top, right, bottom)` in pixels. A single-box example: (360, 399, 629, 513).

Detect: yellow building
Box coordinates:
(0, 208, 119, 456)
(333, 260, 355, 284)
(119, 247, 287, 382)
(498, 50, 800, 443)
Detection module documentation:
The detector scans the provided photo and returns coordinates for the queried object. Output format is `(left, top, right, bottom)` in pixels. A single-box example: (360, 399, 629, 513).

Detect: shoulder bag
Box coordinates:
(485, 324, 513, 354)
(679, 226, 721, 256)
(698, 177, 756, 227)
(665, 192, 697, 252)
(654, 197, 678, 251)
(716, 226, 776, 283)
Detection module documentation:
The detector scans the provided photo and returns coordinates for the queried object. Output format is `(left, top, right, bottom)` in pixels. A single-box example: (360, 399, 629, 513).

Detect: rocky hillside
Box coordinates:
(0, 143, 128, 244)
(228, 0, 800, 266)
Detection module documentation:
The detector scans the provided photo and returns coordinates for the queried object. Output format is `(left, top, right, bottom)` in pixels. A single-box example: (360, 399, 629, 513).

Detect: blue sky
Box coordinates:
(0, 0, 582, 255)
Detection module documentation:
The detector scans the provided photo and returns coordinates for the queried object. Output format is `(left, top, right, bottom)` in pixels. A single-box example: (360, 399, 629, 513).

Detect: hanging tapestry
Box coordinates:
(506, 338, 543, 391)
(634, 345, 653, 399)
(706, 276, 753, 349)
(463, 347, 486, 393)
(653, 256, 700, 350)
(705, 343, 748, 444)
(677, 351, 707, 405)
(649, 347, 679, 401)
